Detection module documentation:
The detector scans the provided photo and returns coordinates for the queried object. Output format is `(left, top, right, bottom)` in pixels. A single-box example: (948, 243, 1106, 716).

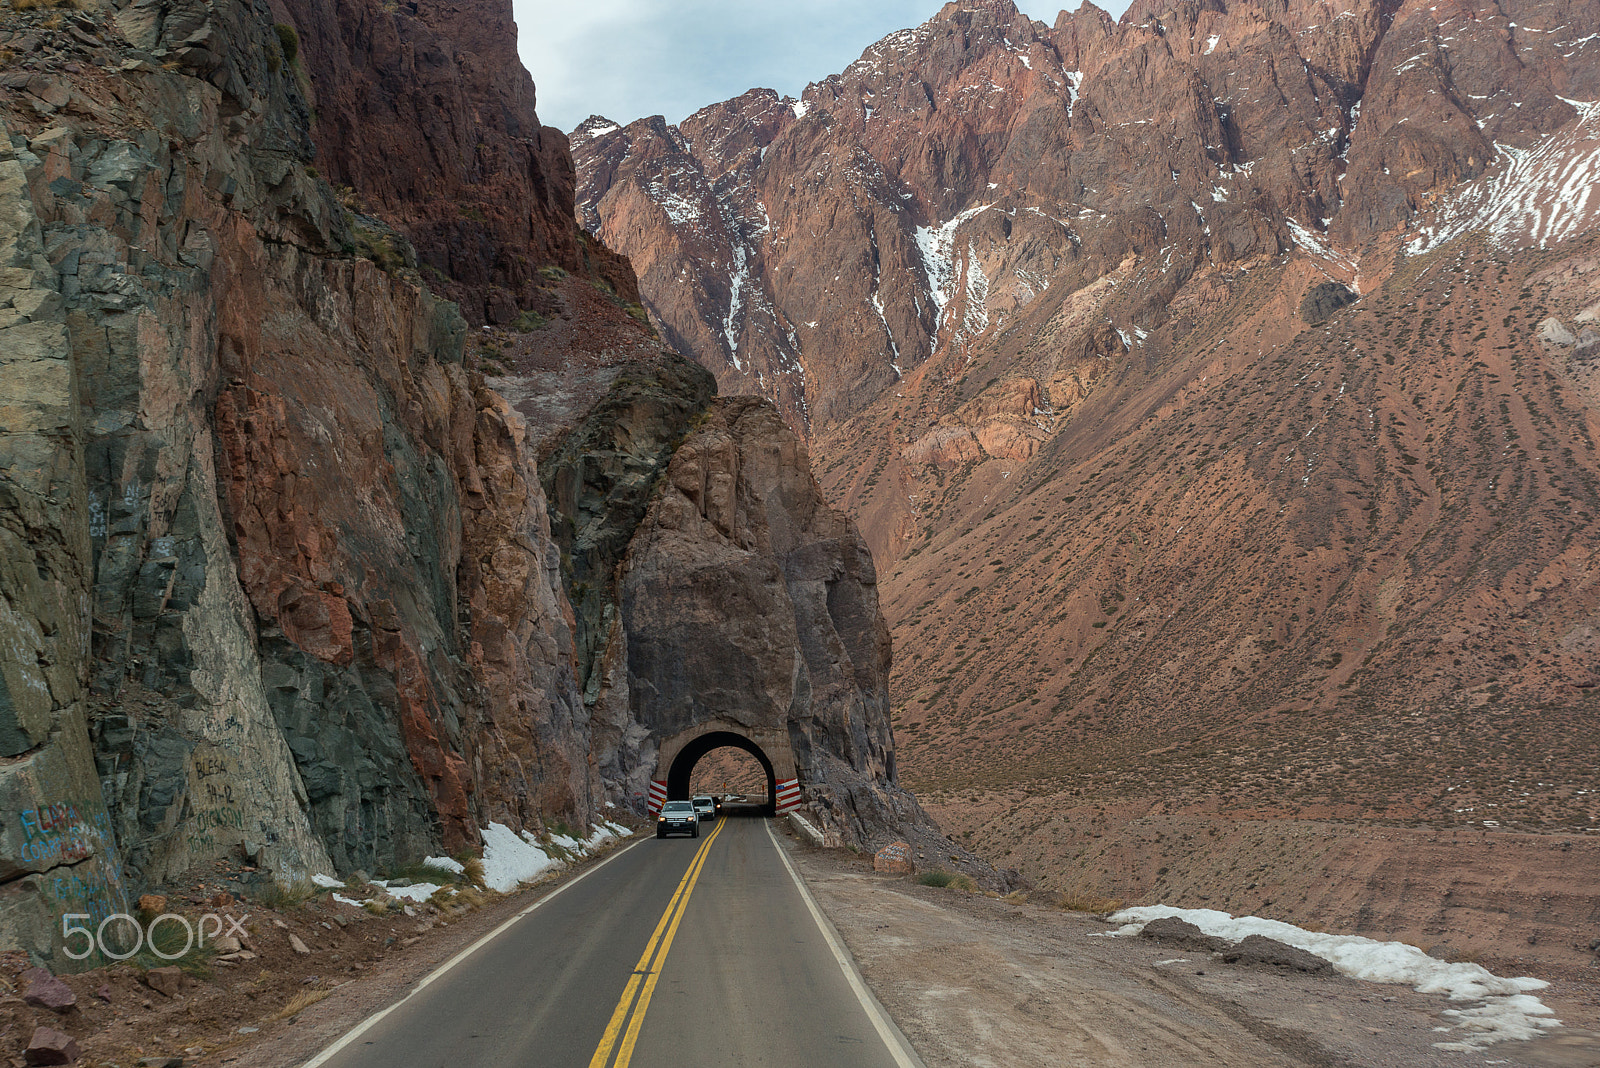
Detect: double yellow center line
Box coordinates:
(588, 816, 726, 1068)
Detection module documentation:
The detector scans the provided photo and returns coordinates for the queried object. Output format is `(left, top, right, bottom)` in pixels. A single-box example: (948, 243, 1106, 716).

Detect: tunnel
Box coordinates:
(666, 731, 777, 816)
(650, 720, 801, 817)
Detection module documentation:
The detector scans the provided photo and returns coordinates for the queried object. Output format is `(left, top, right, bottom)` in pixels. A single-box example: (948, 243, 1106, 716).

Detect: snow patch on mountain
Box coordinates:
(915, 204, 992, 317)
(725, 244, 749, 370)
(1406, 97, 1600, 255)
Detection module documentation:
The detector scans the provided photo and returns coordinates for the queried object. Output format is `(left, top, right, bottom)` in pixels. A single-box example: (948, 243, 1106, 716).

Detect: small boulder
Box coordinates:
(21, 968, 76, 1013)
(1539, 316, 1576, 347)
(873, 841, 914, 875)
(1220, 934, 1335, 974)
(289, 933, 311, 955)
(137, 894, 168, 914)
(24, 1026, 80, 1065)
(143, 966, 185, 997)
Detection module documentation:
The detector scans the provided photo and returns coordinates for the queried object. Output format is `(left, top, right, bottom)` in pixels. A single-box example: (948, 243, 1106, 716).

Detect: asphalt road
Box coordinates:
(305, 816, 920, 1068)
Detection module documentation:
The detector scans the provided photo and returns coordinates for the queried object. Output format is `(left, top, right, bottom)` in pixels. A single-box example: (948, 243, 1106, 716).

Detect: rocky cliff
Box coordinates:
(271, 0, 638, 324)
(0, 0, 957, 968)
(573, 0, 1600, 897)
(0, 0, 603, 961)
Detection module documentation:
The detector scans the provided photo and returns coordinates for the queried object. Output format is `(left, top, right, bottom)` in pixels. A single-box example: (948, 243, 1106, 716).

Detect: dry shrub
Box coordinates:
(1053, 884, 1123, 914)
(268, 987, 331, 1022)
(258, 878, 316, 911)
(917, 869, 976, 891)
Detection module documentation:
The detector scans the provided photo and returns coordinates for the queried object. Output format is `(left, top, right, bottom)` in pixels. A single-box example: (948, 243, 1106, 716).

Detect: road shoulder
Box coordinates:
(782, 828, 1600, 1068)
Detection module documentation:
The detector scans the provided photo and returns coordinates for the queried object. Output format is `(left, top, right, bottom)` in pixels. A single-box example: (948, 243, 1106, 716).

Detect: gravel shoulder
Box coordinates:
(787, 835, 1600, 1068)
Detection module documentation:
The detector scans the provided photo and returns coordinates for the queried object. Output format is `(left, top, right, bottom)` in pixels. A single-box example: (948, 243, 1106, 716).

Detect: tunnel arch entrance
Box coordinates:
(670, 732, 775, 815)
(649, 720, 800, 817)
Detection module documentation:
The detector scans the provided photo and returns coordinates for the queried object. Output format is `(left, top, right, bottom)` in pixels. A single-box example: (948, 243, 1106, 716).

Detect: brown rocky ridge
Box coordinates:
(573, 0, 1600, 973)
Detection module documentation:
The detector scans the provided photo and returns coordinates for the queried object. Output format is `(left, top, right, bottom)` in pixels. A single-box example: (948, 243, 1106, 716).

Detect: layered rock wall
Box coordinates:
(0, 115, 127, 965)
(0, 0, 598, 964)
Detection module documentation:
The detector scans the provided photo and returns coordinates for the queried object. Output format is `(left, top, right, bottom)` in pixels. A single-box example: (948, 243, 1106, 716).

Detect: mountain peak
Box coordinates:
(935, 0, 1023, 21)
(572, 114, 625, 139)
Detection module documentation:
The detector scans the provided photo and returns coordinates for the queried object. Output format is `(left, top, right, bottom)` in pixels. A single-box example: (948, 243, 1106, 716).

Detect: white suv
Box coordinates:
(691, 795, 716, 823)
(656, 800, 699, 838)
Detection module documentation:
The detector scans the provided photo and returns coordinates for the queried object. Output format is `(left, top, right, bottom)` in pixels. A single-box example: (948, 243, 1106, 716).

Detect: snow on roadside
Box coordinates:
(480, 822, 564, 892)
(1103, 905, 1560, 1050)
(317, 821, 632, 898)
(371, 879, 442, 902)
(586, 821, 634, 849)
(479, 820, 631, 893)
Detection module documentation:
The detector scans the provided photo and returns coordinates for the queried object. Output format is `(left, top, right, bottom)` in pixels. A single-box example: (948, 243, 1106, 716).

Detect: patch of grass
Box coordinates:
(274, 23, 299, 66)
(268, 987, 331, 1022)
(430, 882, 490, 910)
(916, 869, 976, 891)
(512, 309, 548, 333)
(384, 860, 467, 887)
(257, 878, 317, 911)
(537, 264, 568, 281)
(351, 225, 407, 273)
(1052, 885, 1125, 914)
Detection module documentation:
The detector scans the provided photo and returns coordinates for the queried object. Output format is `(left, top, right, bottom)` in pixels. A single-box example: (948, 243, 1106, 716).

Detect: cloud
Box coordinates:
(515, 0, 1086, 134)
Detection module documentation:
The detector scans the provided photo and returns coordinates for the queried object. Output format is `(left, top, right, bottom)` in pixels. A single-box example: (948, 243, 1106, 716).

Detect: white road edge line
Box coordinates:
(300, 836, 647, 1068)
(764, 819, 928, 1068)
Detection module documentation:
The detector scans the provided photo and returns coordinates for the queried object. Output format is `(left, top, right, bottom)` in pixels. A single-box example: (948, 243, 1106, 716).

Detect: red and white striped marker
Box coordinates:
(647, 779, 667, 814)
(775, 777, 801, 813)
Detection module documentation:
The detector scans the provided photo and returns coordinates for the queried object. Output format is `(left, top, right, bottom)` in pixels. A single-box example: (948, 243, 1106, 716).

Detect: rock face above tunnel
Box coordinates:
(615, 398, 966, 857)
(276, 0, 637, 324)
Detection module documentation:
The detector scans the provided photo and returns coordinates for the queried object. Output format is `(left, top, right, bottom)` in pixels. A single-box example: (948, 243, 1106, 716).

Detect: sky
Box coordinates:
(513, 0, 1124, 135)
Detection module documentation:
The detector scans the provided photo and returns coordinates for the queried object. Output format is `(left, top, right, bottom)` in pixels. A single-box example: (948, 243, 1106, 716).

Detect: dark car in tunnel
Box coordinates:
(656, 800, 699, 838)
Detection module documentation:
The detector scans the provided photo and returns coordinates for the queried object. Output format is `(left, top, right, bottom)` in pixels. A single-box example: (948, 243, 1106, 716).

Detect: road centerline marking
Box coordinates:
(589, 817, 725, 1068)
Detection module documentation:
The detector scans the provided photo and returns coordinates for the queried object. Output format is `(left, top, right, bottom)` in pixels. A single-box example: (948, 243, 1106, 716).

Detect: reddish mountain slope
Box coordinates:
(573, 0, 1600, 932)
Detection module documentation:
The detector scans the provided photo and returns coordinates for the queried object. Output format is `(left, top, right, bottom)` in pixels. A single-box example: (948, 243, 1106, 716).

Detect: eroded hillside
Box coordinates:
(572, 0, 1600, 936)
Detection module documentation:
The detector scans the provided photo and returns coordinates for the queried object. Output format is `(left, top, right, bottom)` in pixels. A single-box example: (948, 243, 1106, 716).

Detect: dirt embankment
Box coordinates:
(924, 797, 1600, 979)
(789, 837, 1600, 1068)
